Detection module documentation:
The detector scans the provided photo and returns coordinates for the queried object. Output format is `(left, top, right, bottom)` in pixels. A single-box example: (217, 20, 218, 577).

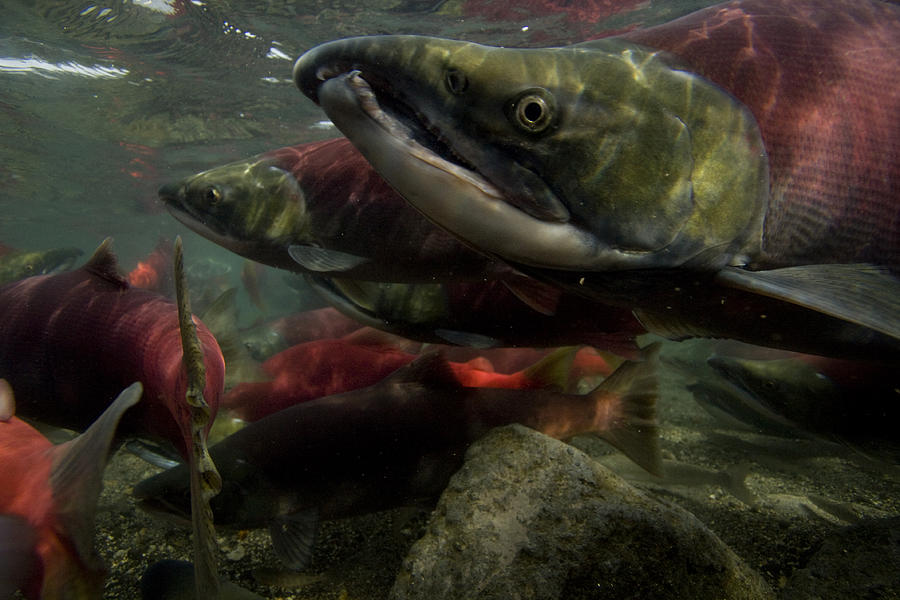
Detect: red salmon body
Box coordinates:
(224, 336, 607, 422)
(0, 381, 142, 599)
(0, 242, 224, 457)
(224, 339, 414, 421)
(0, 417, 70, 600)
(127, 237, 174, 296)
(624, 0, 900, 268)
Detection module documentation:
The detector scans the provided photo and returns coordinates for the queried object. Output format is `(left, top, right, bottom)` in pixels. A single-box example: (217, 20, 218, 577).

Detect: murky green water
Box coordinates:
(0, 0, 719, 323)
(0, 0, 717, 265)
(3, 1, 898, 599)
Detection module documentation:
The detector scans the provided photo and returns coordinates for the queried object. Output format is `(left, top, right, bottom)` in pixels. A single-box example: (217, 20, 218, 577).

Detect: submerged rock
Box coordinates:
(780, 516, 900, 600)
(392, 425, 773, 600)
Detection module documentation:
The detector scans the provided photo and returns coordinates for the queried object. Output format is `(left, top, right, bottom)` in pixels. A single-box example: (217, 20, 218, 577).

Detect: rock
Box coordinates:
(225, 544, 246, 561)
(780, 516, 900, 600)
(392, 424, 774, 600)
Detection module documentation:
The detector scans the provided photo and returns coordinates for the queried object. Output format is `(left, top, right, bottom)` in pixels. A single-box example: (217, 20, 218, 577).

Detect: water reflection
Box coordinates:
(0, 56, 129, 78)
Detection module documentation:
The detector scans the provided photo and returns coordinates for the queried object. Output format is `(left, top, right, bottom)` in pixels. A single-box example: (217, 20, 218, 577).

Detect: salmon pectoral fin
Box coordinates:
(45, 382, 143, 598)
(717, 263, 900, 341)
(434, 328, 499, 348)
(502, 274, 562, 316)
(50, 383, 143, 556)
(269, 508, 319, 571)
(288, 244, 370, 273)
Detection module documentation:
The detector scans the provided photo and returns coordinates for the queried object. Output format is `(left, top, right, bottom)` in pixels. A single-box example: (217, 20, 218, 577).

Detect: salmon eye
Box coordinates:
(508, 88, 556, 133)
(205, 186, 223, 204)
(445, 68, 468, 95)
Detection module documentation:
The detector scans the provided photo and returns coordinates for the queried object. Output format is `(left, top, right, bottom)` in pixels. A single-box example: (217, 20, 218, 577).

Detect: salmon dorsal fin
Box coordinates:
(384, 352, 461, 388)
(82, 238, 129, 289)
(48, 382, 143, 567)
(521, 346, 578, 391)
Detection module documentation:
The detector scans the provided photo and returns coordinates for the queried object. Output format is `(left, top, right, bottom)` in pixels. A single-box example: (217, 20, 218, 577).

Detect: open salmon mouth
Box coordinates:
(292, 46, 602, 270)
(323, 68, 485, 179)
(299, 61, 570, 224)
(316, 69, 507, 205)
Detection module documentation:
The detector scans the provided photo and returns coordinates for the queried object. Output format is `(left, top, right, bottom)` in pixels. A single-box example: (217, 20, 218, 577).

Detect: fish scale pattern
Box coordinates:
(626, 0, 900, 269)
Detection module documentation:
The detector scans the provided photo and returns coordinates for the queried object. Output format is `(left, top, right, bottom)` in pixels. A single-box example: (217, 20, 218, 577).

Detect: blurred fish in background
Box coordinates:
(0, 243, 83, 286)
(221, 339, 581, 422)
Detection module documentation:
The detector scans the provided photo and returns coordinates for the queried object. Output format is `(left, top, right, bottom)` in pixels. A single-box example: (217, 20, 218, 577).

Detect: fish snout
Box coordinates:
(157, 182, 183, 205)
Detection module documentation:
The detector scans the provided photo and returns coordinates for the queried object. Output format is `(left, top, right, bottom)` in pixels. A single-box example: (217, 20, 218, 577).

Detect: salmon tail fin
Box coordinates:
(593, 343, 662, 476)
(45, 381, 143, 598)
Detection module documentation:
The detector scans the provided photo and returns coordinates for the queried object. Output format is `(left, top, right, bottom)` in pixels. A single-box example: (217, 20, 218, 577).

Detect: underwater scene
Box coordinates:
(1, 0, 899, 598)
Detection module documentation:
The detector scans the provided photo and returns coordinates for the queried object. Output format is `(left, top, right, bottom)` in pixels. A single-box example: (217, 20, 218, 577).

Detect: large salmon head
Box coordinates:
(293, 35, 769, 272)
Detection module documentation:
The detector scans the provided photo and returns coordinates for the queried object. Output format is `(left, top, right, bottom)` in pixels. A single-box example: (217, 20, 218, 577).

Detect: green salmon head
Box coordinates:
(294, 35, 768, 271)
(0, 247, 83, 285)
(159, 155, 311, 261)
(707, 355, 840, 416)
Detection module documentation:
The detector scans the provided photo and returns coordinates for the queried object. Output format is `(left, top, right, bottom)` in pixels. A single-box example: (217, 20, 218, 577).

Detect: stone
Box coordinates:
(780, 516, 900, 600)
(391, 424, 774, 600)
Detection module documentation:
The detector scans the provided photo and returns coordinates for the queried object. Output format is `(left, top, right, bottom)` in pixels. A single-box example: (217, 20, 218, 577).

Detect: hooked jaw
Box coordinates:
(293, 36, 769, 273)
(293, 38, 607, 271)
(318, 72, 605, 269)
